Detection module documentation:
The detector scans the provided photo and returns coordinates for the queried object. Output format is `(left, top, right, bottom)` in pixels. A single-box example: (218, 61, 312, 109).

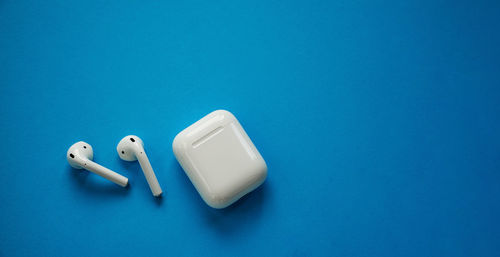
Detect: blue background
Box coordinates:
(1, 0, 499, 256)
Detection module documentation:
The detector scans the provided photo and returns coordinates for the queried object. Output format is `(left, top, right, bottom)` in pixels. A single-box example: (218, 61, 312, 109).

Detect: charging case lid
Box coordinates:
(172, 110, 267, 209)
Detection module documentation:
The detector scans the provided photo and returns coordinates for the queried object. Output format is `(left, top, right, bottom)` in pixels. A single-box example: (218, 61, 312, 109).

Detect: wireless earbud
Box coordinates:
(117, 135, 162, 197)
(67, 141, 129, 187)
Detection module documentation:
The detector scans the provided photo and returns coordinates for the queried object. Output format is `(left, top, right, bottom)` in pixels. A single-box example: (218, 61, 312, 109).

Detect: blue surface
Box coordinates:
(1, 0, 500, 256)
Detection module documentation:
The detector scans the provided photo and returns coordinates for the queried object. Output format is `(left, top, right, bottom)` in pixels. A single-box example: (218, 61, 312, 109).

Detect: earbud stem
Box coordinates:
(136, 150, 162, 197)
(84, 160, 129, 187)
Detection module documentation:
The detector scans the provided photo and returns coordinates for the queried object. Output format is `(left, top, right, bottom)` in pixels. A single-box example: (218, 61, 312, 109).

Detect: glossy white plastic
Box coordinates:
(67, 141, 129, 187)
(117, 135, 162, 197)
(173, 110, 267, 209)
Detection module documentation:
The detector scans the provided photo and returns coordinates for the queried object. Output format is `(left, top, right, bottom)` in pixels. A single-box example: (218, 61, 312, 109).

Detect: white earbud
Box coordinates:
(117, 135, 162, 197)
(67, 141, 129, 187)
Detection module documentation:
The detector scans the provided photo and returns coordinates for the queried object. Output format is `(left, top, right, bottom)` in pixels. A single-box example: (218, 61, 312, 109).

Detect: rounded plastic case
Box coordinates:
(172, 110, 267, 209)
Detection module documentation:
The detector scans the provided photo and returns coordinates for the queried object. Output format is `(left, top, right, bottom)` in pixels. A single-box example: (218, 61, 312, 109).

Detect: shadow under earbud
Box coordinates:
(152, 194, 164, 207)
(67, 166, 130, 198)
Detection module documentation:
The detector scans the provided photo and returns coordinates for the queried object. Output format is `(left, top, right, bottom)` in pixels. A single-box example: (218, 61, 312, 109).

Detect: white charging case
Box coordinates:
(172, 110, 267, 209)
